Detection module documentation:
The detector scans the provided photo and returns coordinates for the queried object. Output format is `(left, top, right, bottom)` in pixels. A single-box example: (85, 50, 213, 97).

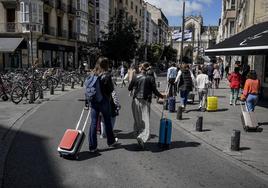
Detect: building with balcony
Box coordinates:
(145, 2, 169, 45)
(110, 0, 143, 38)
(0, 0, 92, 71)
(88, 0, 95, 43)
(95, 0, 109, 41)
(208, 0, 268, 98)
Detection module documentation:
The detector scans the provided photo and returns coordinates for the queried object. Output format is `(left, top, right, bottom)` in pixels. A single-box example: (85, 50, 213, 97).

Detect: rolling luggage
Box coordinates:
(207, 88, 218, 111)
(58, 108, 90, 159)
(240, 102, 258, 131)
(159, 101, 172, 148)
(168, 97, 176, 112)
(187, 92, 195, 104)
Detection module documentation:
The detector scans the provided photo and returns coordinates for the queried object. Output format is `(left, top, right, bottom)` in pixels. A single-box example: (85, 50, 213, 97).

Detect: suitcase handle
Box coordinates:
(161, 85, 170, 119)
(240, 101, 249, 112)
(75, 108, 91, 131)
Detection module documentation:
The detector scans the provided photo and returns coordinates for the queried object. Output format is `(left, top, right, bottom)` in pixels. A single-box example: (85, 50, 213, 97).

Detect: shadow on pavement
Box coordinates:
(116, 132, 157, 139)
(239, 147, 251, 151)
(1, 125, 61, 188)
(258, 122, 268, 126)
(76, 151, 102, 161)
(113, 129, 123, 133)
(122, 141, 201, 153)
(205, 108, 229, 112)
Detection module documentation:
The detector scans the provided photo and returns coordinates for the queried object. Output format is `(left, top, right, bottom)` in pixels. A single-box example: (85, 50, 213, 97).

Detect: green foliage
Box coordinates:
(100, 10, 140, 64)
(136, 44, 164, 66)
(161, 45, 178, 62)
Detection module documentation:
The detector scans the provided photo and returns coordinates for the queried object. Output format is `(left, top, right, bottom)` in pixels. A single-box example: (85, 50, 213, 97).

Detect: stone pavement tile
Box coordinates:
(153, 78, 268, 178)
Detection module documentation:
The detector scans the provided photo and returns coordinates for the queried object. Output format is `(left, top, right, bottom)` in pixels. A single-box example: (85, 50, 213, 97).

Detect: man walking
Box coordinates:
(128, 63, 164, 149)
(167, 62, 178, 96)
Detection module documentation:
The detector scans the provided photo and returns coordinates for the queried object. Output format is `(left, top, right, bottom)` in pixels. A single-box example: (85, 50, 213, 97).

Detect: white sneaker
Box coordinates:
(137, 137, 145, 149)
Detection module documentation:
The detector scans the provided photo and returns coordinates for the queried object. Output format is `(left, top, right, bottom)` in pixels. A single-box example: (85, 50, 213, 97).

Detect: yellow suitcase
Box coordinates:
(207, 96, 218, 111)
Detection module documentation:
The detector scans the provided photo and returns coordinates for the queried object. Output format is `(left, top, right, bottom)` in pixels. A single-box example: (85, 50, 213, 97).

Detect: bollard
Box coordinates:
(157, 81, 160, 88)
(61, 83, 65, 91)
(29, 90, 34, 104)
(39, 88, 44, 99)
(231, 130, 240, 151)
(50, 85, 54, 95)
(176, 106, 183, 120)
(80, 80, 84, 87)
(195, 116, 203, 132)
(71, 81, 75, 89)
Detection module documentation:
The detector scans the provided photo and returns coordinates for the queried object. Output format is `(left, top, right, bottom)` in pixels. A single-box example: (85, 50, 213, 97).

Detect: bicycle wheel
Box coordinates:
(47, 77, 58, 89)
(41, 79, 48, 90)
(26, 84, 41, 101)
(11, 85, 24, 104)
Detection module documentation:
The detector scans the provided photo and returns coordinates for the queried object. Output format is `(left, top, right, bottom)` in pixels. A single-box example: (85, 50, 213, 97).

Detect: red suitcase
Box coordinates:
(58, 108, 90, 159)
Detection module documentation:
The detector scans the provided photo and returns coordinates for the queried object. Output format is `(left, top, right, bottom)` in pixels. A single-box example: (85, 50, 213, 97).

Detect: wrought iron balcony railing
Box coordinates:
(0, 22, 21, 33)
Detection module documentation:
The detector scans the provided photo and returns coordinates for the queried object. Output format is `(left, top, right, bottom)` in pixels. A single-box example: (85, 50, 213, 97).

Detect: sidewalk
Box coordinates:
(0, 84, 83, 186)
(152, 78, 268, 181)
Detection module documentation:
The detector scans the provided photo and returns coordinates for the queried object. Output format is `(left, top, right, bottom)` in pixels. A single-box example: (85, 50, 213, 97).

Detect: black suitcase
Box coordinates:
(168, 97, 176, 112)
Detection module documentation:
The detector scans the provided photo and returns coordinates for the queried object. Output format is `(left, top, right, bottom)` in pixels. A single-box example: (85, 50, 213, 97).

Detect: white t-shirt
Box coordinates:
(196, 73, 209, 89)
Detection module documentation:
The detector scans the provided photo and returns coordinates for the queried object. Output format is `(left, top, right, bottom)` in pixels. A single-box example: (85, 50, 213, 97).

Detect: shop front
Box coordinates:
(205, 21, 268, 99)
(0, 38, 27, 72)
(38, 42, 75, 70)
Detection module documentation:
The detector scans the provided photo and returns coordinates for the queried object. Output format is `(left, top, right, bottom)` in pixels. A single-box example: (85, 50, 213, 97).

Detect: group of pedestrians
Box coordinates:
(84, 57, 261, 152)
(228, 65, 260, 112)
(84, 57, 164, 151)
(166, 60, 261, 112)
(167, 62, 210, 111)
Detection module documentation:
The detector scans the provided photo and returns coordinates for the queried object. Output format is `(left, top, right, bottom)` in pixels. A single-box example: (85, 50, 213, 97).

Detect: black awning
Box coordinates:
(205, 21, 268, 56)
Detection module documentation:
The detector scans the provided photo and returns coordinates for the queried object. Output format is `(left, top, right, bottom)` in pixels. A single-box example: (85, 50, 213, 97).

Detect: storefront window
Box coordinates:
(264, 55, 268, 83)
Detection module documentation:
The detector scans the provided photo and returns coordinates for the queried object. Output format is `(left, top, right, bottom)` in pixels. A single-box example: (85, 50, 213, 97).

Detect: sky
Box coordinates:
(145, 0, 222, 26)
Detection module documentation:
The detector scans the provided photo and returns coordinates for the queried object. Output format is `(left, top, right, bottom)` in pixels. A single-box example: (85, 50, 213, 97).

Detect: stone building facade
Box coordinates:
(0, 0, 94, 71)
(171, 16, 218, 63)
(218, 0, 268, 98)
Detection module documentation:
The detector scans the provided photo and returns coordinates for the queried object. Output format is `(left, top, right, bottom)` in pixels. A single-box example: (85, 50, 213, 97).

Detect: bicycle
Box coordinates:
(10, 77, 42, 104)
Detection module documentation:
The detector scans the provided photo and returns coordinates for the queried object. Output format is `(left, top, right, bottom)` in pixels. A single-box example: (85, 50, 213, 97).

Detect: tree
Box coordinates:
(100, 10, 140, 66)
(136, 44, 163, 66)
(161, 45, 178, 63)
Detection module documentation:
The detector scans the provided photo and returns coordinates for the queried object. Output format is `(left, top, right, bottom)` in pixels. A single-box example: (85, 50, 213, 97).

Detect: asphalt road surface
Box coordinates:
(2, 86, 268, 188)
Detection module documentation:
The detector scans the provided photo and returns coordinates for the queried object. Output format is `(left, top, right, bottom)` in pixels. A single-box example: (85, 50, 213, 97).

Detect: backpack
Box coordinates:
(178, 70, 193, 91)
(84, 75, 103, 103)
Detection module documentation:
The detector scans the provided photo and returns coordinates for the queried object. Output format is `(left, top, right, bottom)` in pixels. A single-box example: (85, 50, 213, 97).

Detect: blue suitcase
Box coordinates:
(168, 97, 176, 112)
(159, 118, 172, 148)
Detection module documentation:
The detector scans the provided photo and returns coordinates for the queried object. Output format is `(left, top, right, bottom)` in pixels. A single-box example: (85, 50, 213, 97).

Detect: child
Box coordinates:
(196, 67, 210, 111)
(228, 67, 241, 106)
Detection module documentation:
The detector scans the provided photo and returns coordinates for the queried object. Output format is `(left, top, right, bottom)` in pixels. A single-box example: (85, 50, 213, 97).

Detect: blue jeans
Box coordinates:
(246, 94, 258, 112)
(89, 97, 115, 150)
(180, 90, 189, 107)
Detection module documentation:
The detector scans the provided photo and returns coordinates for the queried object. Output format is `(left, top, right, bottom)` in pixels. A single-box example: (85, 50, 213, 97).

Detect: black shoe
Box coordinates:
(109, 137, 119, 147)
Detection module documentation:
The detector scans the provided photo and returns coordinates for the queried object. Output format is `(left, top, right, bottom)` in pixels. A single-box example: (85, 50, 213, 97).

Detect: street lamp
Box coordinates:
(180, 0, 185, 64)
